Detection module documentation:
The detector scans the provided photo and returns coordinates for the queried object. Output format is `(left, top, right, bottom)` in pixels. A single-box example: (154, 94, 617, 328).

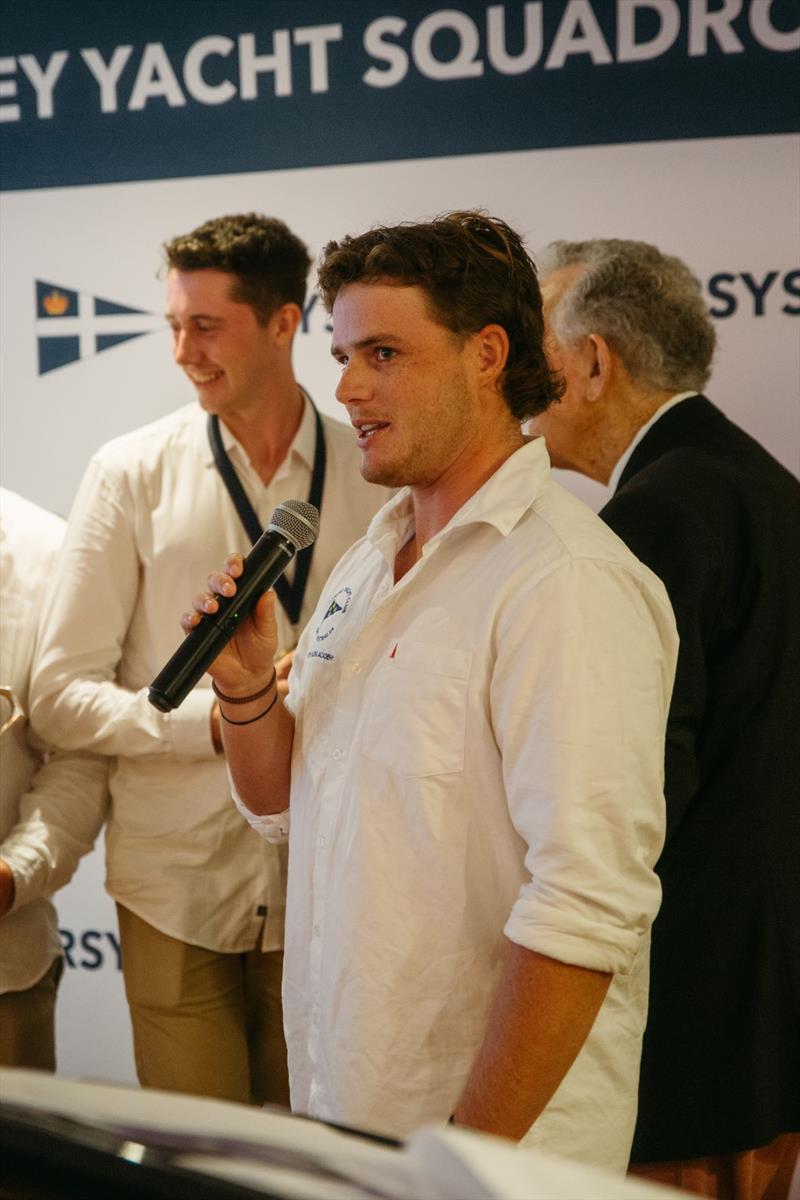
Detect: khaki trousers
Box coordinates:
(0, 955, 63, 1070)
(629, 1132, 800, 1200)
(116, 904, 289, 1107)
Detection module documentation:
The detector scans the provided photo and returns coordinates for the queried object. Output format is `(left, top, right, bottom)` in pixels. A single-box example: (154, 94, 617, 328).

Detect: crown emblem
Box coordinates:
(42, 289, 69, 316)
(35, 278, 162, 375)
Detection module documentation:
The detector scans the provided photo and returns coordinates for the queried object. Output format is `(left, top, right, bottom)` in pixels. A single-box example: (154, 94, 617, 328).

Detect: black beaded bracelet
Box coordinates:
(218, 690, 279, 726)
(212, 669, 276, 705)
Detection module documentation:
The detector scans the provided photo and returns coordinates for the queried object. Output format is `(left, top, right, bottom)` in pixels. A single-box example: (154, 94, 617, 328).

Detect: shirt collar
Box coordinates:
(608, 392, 696, 494)
(366, 437, 552, 560)
(202, 388, 317, 477)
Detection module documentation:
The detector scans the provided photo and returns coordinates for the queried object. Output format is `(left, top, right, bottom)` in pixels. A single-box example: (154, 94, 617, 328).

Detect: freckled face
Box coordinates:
(331, 282, 484, 491)
(165, 268, 280, 419)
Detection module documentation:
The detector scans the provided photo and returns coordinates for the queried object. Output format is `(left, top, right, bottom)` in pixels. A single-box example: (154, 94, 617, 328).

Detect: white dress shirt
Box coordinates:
(30, 398, 388, 953)
(237, 438, 678, 1171)
(607, 392, 697, 494)
(1, 489, 108, 993)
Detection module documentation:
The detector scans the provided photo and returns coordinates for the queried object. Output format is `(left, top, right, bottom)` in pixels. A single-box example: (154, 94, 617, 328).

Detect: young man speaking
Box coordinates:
(185, 212, 678, 1173)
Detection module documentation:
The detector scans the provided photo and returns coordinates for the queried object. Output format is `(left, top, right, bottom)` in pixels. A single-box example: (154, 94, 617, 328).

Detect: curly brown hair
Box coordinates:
(163, 213, 311, 325)
(317, 211, 562, 420)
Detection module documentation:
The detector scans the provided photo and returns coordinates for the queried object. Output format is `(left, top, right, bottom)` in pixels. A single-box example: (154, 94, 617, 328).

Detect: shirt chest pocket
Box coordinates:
(360, 641, 472, 778)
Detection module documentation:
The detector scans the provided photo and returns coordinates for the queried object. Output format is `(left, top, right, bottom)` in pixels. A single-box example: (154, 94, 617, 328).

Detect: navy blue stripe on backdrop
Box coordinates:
(2, 0, 798, 191)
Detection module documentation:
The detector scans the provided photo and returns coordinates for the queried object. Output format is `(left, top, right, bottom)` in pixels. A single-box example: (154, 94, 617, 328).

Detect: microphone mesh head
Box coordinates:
(268, 500, 320, 550)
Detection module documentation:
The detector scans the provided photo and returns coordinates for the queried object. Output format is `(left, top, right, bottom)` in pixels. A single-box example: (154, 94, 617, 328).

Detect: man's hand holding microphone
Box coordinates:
(149, 500, 319, 814)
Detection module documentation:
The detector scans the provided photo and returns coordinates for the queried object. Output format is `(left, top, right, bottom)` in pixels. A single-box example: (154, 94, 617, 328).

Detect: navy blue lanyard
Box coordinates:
(207, 400, 326, 627)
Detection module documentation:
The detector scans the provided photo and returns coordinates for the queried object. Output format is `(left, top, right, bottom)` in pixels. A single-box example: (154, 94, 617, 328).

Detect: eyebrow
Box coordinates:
(330, 332, 401, 357)
(164, 312, 223, 323)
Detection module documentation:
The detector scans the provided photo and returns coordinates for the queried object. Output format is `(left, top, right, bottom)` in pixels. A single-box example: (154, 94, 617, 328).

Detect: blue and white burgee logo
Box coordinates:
(315, 587, 352, 642)
(35, 280, 165, 374)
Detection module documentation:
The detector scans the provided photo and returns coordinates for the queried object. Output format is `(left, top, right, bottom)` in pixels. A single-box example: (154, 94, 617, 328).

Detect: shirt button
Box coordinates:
(313, 924, 321, 937)
(351, 662, 362, 674)
(317, 835, 326, 848)
(332, 748, 343, 761)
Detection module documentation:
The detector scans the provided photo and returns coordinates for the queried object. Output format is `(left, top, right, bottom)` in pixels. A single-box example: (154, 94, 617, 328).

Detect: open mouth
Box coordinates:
(354, 420, 389, 446)
(187, 369, 223, 384)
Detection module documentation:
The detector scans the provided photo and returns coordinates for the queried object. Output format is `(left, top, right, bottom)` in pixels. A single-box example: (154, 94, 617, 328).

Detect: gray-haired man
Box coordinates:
(532, 238, 800, 1194)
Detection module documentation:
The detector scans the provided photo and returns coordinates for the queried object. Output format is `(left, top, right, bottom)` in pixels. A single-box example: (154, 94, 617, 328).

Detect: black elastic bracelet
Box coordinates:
(212, 669, 276, 705)
(218, 690, 279, 726)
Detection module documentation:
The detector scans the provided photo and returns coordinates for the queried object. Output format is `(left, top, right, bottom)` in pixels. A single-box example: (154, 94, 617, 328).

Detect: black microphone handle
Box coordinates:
(148, 530, 296, 713)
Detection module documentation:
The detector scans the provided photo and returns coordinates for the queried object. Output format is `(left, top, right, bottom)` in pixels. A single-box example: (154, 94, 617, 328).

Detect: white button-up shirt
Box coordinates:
(30, 399, 388, 952)
(238, 438, 678, 1171)
(1, 489, 108, 992)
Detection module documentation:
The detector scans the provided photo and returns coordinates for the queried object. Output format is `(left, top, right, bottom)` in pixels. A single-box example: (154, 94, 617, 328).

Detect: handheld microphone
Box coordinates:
(148, 500, 320, 713)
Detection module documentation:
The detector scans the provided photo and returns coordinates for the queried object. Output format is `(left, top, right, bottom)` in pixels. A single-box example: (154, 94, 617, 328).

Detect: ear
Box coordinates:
(585, 333, 612, 402)
(473, 323, 509, 390)
(271, 302, 302, 345)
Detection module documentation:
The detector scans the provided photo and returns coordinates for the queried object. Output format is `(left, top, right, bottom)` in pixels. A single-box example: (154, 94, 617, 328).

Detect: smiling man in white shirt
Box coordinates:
(30, 214, 388, 1106)
(185, 212, 678, 1172)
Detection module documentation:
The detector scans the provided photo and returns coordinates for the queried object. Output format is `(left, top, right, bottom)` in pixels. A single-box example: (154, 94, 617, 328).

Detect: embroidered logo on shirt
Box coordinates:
(315, 587, 352, 642)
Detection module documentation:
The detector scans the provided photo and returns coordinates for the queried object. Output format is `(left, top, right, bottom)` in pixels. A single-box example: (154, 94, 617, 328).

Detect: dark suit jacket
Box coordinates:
(599, 395, 800, 1161)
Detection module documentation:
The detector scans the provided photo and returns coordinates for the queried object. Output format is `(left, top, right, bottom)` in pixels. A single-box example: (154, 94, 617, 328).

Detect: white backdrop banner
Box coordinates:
(1, 1, 798, 1086)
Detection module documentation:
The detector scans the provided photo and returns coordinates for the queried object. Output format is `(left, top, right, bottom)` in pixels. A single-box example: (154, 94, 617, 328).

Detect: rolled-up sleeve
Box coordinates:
(30, 459, 217, 761)
(3, 747, 109, 910)
(231, 781, 290, 843)
(494, 558, 676, 975)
